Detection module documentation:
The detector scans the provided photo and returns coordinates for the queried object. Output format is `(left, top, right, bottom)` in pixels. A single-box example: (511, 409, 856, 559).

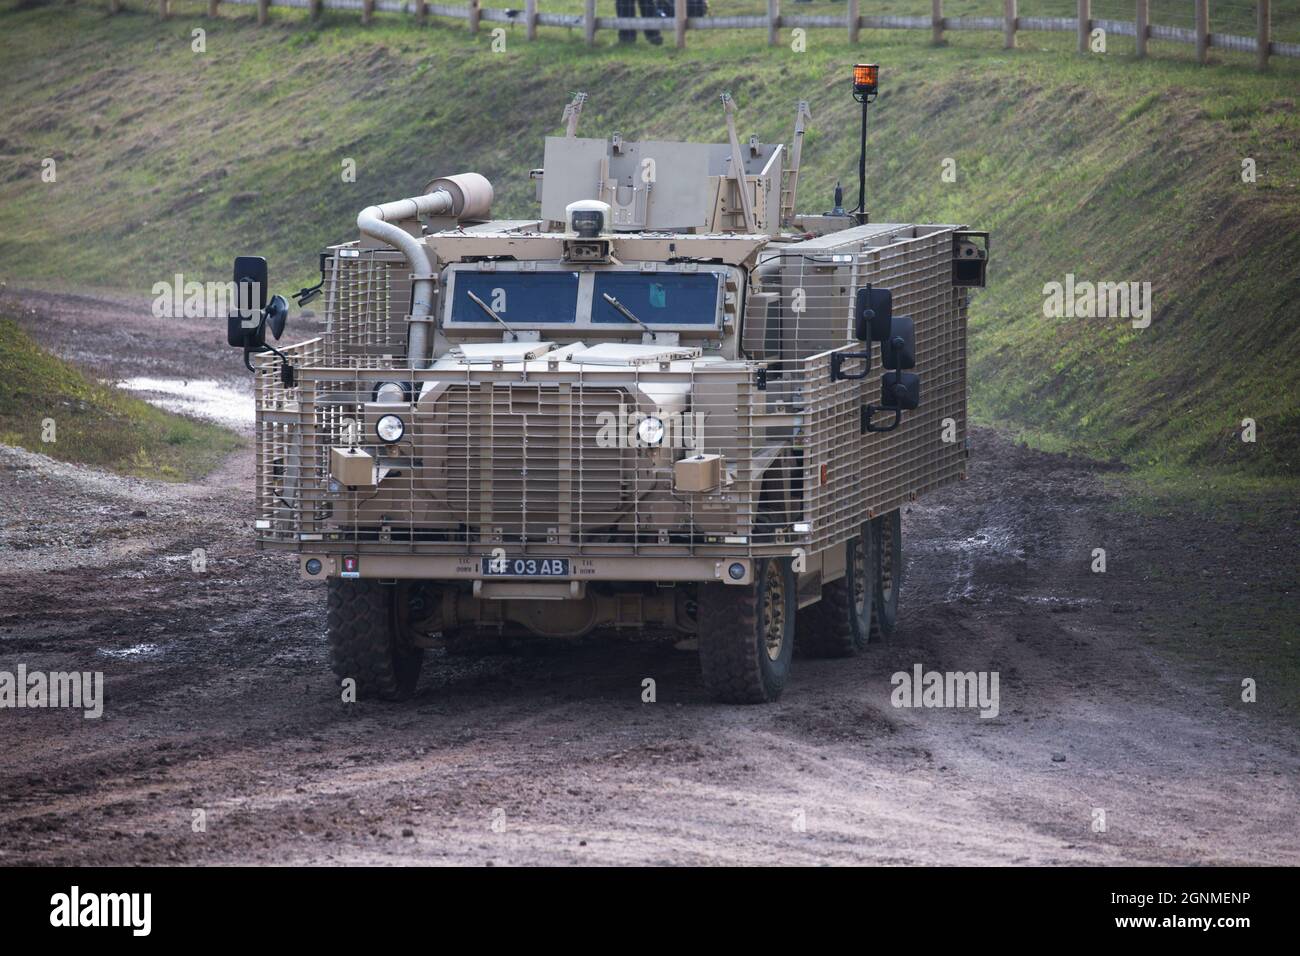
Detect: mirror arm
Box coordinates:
(862, 404, 903, 434)
(243, 343, 297, 387)
(293, 254, 329, 307)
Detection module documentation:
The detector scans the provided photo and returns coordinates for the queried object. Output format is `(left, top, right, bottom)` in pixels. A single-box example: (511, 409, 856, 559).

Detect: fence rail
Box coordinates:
(113, 0, 1298, 70)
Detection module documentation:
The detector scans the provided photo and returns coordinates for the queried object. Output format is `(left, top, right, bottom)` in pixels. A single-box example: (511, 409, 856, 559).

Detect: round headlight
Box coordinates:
(305, 558, 322, 576)
(375, 381, 405, 404)
(376, 414, 405, 443)
(728, 562, 747, 581)
(637, 415, 665, 446)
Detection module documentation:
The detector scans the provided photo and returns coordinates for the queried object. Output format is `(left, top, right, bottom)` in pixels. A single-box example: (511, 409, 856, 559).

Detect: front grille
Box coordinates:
(428, 384, 633, 542)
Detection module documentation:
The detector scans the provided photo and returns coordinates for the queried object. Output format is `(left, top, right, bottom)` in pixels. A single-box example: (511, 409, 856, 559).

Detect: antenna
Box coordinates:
(562, 92, 588, 138)
(720, 92, 758, 234)
(780, 100, 812, 227)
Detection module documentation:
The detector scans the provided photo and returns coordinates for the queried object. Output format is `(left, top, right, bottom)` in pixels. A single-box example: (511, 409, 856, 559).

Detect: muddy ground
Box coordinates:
(0, 288, 1296, 866)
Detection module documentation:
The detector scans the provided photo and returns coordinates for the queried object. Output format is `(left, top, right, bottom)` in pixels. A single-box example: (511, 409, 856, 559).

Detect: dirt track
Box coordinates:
(1, 289, 1296, 866)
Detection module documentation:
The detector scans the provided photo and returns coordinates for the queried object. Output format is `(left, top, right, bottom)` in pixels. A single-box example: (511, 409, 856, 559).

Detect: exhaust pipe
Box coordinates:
(356, 172, 493, 368)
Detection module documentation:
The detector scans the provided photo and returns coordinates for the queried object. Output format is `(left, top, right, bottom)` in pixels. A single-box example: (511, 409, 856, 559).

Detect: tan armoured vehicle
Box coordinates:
(228, 70, 988, 703)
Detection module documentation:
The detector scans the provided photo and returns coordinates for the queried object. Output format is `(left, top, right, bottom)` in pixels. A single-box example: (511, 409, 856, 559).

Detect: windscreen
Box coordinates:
(448, 271, 580, 325)
(591, 272, 721, 327)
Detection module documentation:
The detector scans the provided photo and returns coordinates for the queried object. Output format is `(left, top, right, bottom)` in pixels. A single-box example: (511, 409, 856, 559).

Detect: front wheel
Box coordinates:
(327, 579, 424, 700)
(697, 558, 796, 703)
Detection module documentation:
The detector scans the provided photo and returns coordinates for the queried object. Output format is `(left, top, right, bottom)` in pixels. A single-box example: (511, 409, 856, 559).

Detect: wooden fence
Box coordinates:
(107, 0, 1298, 71)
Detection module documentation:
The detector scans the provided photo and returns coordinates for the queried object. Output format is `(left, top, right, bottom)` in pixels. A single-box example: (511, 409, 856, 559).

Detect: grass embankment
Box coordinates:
(0, 1, 1296, 481)
(0, 316, 240, 480)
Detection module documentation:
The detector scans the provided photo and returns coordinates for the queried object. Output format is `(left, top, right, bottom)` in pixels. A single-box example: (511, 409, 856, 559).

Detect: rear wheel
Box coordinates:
(327, 579, 424, 700)
(698, 558, 796, 703)
(796, 524, 875, 657)
(870, 509, 903, 640)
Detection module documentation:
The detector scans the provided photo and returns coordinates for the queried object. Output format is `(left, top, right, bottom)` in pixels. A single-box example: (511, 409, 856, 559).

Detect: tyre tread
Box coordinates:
(697, 576, 768, 703)
(327, 579, 420, 700)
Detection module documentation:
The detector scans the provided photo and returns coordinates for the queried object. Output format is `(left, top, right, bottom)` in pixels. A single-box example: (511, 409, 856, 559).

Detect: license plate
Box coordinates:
(481, 557, 571, 577)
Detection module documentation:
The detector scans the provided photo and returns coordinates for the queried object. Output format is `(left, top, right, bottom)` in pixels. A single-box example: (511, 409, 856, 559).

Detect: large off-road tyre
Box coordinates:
(870, 509, 904, 640)
(796, 523, 875, 658)
(327, 579, 424, 700)
(697, 558, 796, 703)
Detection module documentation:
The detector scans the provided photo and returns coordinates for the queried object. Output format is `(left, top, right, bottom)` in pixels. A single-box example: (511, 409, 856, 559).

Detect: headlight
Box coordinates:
(637, 415, 665, 446)
(376, 414, 405, 443)
(374, 381, 405, 404)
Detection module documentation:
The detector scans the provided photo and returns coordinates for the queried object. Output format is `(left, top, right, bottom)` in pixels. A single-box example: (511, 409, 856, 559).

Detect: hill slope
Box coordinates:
(0, 3, 1297, 475)
(0, 314, 239, 480)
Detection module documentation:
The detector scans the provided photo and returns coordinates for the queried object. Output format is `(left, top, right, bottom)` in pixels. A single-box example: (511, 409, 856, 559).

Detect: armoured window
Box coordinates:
(448, 271, 580, 324)
(591, 272, 722, 326)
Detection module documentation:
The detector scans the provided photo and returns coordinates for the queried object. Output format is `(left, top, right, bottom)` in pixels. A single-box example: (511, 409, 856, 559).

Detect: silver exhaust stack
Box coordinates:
(356, 172, 493, 368)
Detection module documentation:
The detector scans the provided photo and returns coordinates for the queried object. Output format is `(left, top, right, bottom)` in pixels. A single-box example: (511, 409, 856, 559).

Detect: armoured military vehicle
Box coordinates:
(228, 69, 988, 703)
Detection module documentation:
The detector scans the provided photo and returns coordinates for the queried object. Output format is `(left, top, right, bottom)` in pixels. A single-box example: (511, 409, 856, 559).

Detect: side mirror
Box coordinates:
(881, 371, 921, 410)
(854, 285, 893, 342)
(264, 294, 288, 341)
(228, 256, 269, 348)
(881, 315, 916, 370)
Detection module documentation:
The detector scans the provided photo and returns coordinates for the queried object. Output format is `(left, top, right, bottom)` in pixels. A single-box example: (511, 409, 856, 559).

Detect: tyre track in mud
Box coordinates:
(0, 289, 1296, 865)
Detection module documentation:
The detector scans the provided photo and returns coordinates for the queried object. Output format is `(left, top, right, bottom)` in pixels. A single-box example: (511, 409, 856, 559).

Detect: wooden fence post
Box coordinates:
(1257, 0, 1271, 71)
(109, 0, 120, 13)
(526, 0, 537, 41)
(1136, 0, 1148, 58)
(584, 0, 595, 46)
(207, 0, 219, 17)
(416, 0, 426, 26)
(932, 0, 943, 46)
(1003, 0, 1016, 49)
(1077, 0, 1090, 53)
(258, 0, 269, 25)
(1195, 0, 1209, 63)
(848, 0, 859, 45)
(310, 0, 322, 21)
(469, 0, 481, 33)
(675, 0, 687, 49)
(159, 0, 170, 20)
(361, 0, 372, 25)
(767, 0, 779, 47)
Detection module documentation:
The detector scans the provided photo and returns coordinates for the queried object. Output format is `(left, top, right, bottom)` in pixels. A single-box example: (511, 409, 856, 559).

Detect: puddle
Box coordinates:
(938, 523, 1025, 604)
(957, 527, 1019, 554)
(113, 377, 252, 427)
(96, 642, 163, 660)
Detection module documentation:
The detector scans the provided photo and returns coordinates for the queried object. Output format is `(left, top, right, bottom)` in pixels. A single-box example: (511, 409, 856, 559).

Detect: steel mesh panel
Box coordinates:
(856, 229, 969, 518)
(321, 249, 409, 364)
(433, 383, 632, 543)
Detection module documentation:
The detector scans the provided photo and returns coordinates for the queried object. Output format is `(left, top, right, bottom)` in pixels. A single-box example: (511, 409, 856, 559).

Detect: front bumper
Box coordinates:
(298, 552, 754, 586)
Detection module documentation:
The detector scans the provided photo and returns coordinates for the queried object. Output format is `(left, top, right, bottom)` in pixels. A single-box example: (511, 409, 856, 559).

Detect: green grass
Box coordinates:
(0, 1, 1297, 482)
(0, 315, 241, 480)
